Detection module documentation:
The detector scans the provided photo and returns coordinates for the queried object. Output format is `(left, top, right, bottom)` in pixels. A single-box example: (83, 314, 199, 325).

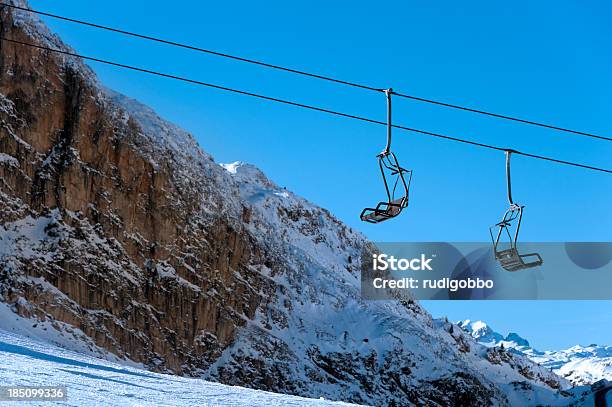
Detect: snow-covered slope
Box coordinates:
(0, 301, 138, 366)
(543, 346, 612, 386)
(0, 329, 359, 407)
(207, 162, 576, 405)
(459, 320, 612, 386)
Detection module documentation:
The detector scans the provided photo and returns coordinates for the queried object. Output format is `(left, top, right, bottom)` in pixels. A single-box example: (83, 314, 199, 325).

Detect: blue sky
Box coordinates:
(28, 0, 611, 349)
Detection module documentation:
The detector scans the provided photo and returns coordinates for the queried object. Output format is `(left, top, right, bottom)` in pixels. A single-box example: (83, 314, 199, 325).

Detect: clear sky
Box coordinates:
(28, 0, 612, 350)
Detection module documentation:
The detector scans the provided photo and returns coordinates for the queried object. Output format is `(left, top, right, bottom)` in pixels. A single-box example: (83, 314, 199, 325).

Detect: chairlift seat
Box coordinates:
(360, 197, 406, 223)
(495, 248, 543, 272)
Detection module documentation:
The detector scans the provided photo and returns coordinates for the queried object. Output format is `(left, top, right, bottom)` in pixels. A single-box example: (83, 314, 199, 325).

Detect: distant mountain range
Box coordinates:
(458, 320, 612, 386)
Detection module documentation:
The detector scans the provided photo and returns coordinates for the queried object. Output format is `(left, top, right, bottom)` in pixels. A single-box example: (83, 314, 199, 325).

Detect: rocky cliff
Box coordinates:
(0, 0, 264, 375)
(0, 2, 577, 405)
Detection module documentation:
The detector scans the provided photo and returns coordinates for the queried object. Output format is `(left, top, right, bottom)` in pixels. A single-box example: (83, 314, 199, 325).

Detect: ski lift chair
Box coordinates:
(360, 88, 413, 224)
(490, 150, 543, 272)
(360, 151, 412, 223)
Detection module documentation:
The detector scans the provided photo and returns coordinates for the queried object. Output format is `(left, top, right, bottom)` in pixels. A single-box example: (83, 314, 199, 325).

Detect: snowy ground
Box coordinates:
(0, 329, 362, 407)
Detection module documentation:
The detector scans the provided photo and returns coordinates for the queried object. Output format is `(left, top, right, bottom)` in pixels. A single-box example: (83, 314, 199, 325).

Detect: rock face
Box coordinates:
(0, 2, 574, 405)
(0, 0, 263, 374)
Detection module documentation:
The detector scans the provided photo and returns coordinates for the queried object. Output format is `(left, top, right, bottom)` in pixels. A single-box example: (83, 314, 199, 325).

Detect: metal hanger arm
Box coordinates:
(506, 149, 515, 206)
(382, 88, 393, 155)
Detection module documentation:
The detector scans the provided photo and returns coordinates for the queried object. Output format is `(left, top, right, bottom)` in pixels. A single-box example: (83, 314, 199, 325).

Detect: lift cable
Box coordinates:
(2, 37, 610, 175)
(2, 2, 610, 143)
(0, 2, 384, 93)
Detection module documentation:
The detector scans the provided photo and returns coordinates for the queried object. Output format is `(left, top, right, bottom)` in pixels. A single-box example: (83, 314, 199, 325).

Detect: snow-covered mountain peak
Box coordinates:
(459, 320, 490, 336)
(220, 161, 275, 188)
(458, 320, 531, 349)
(459, 320, 612, 386)
(458, 320, 504, 345)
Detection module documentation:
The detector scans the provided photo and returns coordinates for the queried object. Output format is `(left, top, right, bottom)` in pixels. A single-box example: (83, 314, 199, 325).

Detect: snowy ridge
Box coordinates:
(108, 90, 212, 167)
(459, 320, 612, 386)
(106, 91, 246, 224)
(7, 0, 241, 222)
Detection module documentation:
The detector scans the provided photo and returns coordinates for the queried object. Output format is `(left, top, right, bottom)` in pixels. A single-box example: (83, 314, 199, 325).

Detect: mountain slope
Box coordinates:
(207, 162, 573, 404)
(0, 1, 586, 405)
(459, 320, 612, 386)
